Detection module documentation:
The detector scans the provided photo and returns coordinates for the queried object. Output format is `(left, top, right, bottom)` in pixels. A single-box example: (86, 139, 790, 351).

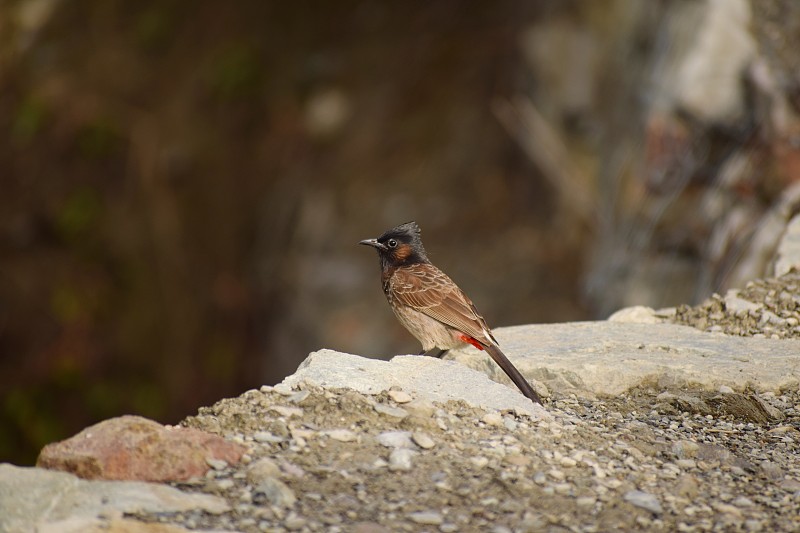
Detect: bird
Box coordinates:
(359, 221, 542, 404)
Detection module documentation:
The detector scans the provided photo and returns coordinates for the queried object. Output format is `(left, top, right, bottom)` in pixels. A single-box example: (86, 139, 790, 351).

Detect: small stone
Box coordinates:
(247, 458, 281, 484)
(389, 448, 415, 471)
(712, 502, 742, 518)
(288, 390, 311, 404)
(408, 511, 443, 525)
(719, 385, 734, 394)
(482, 413, 503, 426)
(284, 512, 307, 530)
(377, 431, 414, 449)
(206, 458, 228, 470)
(272, 383, 294, 395)
(253, 431, 284, 444)
(553, 483, 572, 495)
(388, 390, 413, 404)
(374, 403, 409, 419)
(576, 496, 596, 507)
(412, 432, 436, 450)
(559, 457, 577, 468)
(270, 405, 303, 418)
(254, 478, 296, 508)
(324, 429, 357, 442)
(672, 440, 699, 459)
(760, 460, 783, 480)
(732, 496, 754, 507)
(675, 459, 696, 469)
(503, 417, 518, 432)
(439, 524, 458, 533)
(470, 456, 489, 468)
(547, 469, 566, 481)
(624, 490, 662, 514)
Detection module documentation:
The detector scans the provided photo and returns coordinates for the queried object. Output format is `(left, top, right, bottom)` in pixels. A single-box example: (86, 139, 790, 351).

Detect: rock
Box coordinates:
(607, 306, 664, 324)
(377, 431, 414, 449)
(482, 413, 504, 426)
(387, 390, 413, 403)
(254, 478, 296, 508)
(322, 429, 357, 442)
(246, 458, 281, 484)
(36, 415, 246, 482)
(253, 431, 284, 444)
(672, 440, 700, 459)
(723, 295, 763, 314)
(408, 511, 443, 525)
(624, 490, 662, 514)
(282, 349, 548, 418)
(760, 460, 783, 480)
(373, 403, 409, 419)
(411, 432, 436, 450)
(388, 448, 415, 471)
(0, 464, 229, 532)
(451, 322, 800, 397)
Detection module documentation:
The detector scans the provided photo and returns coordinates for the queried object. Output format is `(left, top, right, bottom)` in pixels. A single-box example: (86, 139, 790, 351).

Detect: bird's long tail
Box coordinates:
(483, 343, 542, 404)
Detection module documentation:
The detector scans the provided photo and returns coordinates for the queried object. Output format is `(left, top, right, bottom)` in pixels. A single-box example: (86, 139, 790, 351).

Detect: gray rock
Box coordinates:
(0, 463, 229, 532)
(282, 350, 548, 418)
(373, 403, 409, 419)
(254, 477, 296, 508)
(624, 490, 662, 514)
(408, 511, 443, 525)
(377, 431, 414, 449)
(388, 449, 416, 471)
(450, 322, 800, 396)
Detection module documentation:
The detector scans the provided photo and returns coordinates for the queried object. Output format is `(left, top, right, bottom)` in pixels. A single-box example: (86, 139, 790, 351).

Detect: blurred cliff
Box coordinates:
(1, 0, 798, 464)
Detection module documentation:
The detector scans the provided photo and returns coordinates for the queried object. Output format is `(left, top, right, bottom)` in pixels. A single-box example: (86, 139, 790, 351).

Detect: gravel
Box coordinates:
(125, 272, 800, 532)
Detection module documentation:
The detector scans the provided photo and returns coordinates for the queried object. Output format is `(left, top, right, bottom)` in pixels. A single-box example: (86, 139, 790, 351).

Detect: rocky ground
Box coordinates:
(114, 272, 800, 532)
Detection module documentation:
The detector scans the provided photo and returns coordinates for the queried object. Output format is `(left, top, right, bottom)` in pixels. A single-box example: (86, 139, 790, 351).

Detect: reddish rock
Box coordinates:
(36, 415, 246, 482)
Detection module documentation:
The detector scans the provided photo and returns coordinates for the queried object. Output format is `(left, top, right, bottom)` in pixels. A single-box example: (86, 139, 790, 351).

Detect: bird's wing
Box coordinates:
(390, 263, 494, 345)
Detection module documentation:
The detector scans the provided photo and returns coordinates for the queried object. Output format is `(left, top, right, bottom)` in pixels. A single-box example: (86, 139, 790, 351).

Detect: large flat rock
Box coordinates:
(449, 322, 800, 397)
(281, 350, 548, 419)
(0, 463, 229, 533)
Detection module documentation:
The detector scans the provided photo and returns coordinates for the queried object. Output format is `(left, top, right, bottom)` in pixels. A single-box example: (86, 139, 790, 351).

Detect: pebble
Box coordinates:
(270, 405, 303, 418)
(482, 413, 504, 426)
(272, 383, 294, 395)
(388, 390, 413, 403)
(470, 456, 489, 468)
(408, 511, 443, 525)
(412, 432, 436, 449)
(247, 457, 281, 485)
(289, 390, 311, 404)
(624, 490, 662, 514)
(253, 431, 284, 444)
(206, 458, 228, 470)
(324, 429, 357, 442)
(377, 431, 414, 449)
(374, 403, 409, 419)
(389, 448, 416, 471)
(254, 478, 296, 508)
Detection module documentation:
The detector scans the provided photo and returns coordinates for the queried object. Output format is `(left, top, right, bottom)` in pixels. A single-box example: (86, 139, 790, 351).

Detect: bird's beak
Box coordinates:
(359, 238, 385, 250)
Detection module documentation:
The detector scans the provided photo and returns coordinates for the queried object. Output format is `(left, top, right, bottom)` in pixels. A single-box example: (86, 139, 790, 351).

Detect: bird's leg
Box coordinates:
(420, 348, 449, 358)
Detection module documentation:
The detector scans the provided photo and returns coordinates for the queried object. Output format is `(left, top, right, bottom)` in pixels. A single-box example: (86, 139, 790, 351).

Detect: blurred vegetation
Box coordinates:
(2, 0, 799, 465)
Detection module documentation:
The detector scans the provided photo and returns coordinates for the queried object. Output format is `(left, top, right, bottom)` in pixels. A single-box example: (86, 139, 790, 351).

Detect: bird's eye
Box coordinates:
(387, 239, 398, 248)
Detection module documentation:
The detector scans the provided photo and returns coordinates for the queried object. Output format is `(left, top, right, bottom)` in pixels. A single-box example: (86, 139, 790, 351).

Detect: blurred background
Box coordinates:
(2, 0, 799, 464)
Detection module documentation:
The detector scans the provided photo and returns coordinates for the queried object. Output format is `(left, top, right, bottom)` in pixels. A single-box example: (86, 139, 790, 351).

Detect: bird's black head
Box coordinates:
(359, 221, 429, 268)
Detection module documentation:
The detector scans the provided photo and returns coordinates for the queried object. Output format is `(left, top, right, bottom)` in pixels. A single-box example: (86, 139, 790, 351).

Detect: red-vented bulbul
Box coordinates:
(359, 221, 542, 404)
